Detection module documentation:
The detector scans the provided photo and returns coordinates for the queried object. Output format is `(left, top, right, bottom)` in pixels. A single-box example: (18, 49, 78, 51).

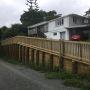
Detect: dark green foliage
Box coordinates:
(20, 0, 59, 26)
(10, 24, 27, 36)
(0, 24, 27, 40)
(64, 79, 83, 88)
(45, 71, 73, 79)
(0, 55, 22, 65)
(0, 26, 10, 40)
(20, 9, 59, 26)
(45, 71, 90, 90)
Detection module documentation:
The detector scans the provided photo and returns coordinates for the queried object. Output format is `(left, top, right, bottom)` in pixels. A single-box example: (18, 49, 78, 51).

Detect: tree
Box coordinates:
(26, 0, 39, 11)
(10, 24, 27, 36)
(0, 26, 11, 40)
(20, 0, 59, 26)
(20, 9, 59, 26)
(0, 24, 27, 40)
(45, 10, 58, 20)
(21, 10, 44, 26)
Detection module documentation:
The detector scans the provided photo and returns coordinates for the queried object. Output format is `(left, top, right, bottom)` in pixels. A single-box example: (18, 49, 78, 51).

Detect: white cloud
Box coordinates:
(0, 0, 26, 27)
(38, 0, 90, 15)
(0, 0, 90, 27)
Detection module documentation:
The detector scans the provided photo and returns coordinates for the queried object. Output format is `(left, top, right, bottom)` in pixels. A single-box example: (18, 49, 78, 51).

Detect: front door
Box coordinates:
(60, 32, 65, 40)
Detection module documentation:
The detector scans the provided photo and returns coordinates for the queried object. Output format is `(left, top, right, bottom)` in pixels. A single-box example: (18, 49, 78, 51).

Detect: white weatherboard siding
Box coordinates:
(48, 21, 55, 32)
(45, 32, 60, 39)
(63, 16, 69, 27)
(44, 16, 70, 40)
(45, 29, 69, 40)
(47, 16, 69, 32)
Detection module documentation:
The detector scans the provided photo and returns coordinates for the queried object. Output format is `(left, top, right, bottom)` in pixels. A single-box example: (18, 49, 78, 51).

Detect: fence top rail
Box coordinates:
(1, 36, 90, 45)
(15, 36, 59, 41)
(1, 36, 59, 43)
(64, 40, 90, 45)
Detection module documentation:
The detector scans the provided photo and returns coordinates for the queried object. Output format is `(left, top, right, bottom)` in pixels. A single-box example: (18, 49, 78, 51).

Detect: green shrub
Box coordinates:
(45, 71, 90, 90)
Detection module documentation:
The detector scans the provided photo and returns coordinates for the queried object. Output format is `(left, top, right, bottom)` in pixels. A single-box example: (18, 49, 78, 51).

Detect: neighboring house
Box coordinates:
(28, 10, 90, 40)
(28, 21, 48, 38)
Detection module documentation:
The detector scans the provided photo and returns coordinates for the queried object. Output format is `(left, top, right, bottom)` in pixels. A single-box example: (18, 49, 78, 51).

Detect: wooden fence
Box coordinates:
(1, 36, 90, 75)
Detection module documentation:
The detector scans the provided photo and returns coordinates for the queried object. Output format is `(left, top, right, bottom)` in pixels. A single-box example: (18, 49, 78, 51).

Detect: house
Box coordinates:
(28, 10, 90, 40)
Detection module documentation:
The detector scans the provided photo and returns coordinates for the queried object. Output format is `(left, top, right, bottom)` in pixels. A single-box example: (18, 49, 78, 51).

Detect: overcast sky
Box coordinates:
(0, 0, 90, 27)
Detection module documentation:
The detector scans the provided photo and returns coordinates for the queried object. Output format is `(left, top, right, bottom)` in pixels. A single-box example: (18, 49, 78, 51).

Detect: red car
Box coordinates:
(71, 34, 81, 41)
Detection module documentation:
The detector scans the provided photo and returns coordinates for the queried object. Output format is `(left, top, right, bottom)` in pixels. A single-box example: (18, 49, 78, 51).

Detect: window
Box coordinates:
(55, 18, 64, 26)
(57, 20, 60, 25)
(73, 17, 77, 24)
(81, 19, 84, 23)
(84, 19, 88, 23)
(62, 19, 64, 25)
(53, 32, 57, 36)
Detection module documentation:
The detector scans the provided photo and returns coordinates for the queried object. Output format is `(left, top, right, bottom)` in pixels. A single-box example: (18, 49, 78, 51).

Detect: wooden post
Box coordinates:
(31, 49, 34, 66)
(49, 39, 53, 71)
(60, 40, 65, 70)
(34, 50, 37, 65)
(6, 45, 8, 57)
(51, 39, 52, 50)
(22, 46, 25, 64)
(59, 39, 61, 71)
(42, 52, 45, 68)
(14, 44, 16, 59)
(8, 45, 10, 57)
(24, 46, 27, 64)
(11, 45, 13, 58)
(72, 61, 78, 74)
(62, 40, 65, 69)
(28, 48, 31, 64)
(5, 46, 7, 56)
(7, 45, 9, 57)
(25, 47, 29, 64)
(15, 44, 18, 60)
(80, 44, 82, 61)
(9, 45, 11, 58)
(16, 44, 19, 61)
(49, 54, 53, 71)
(11, 44, 13, 58)
(36, 50, 39, 66)
(19, 45, 23, 63)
